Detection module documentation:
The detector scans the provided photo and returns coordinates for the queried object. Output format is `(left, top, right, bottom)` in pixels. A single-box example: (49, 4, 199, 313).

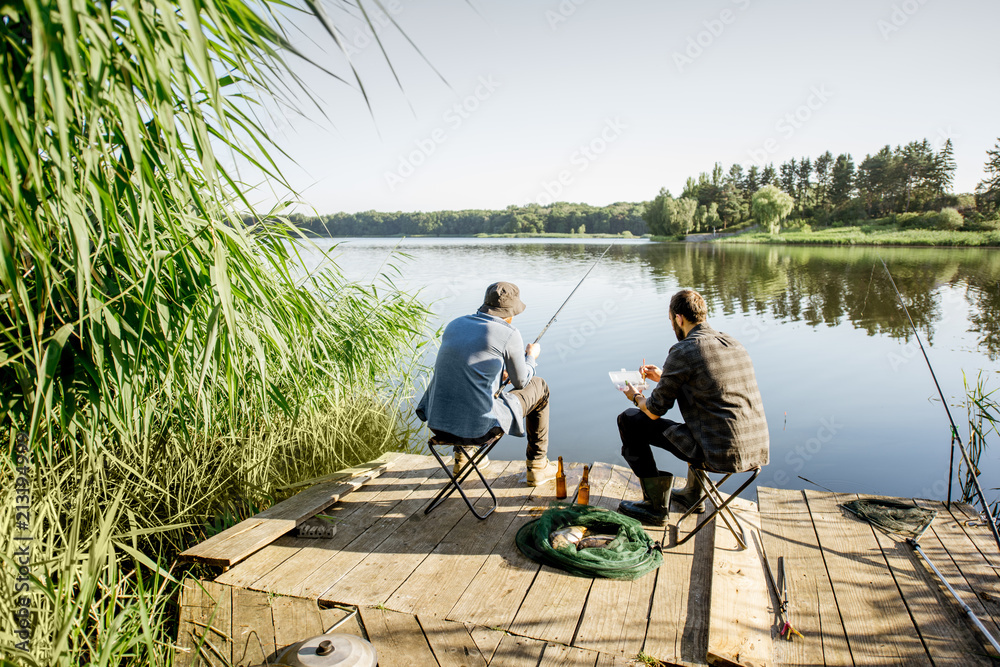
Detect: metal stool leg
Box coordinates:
(424, 437, 500, 520)
(676, 467, 760, 550)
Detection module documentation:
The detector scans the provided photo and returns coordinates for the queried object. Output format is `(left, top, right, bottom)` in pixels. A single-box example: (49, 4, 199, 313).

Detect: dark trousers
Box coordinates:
(510, 377, 550, 468)
(617, 408, 701, 479)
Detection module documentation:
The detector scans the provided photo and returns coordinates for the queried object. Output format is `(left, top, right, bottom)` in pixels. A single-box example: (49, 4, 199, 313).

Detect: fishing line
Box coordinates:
(496, 245, 613, 395)
(859, 261, 878, 316)
(879, 256, 1000, 552)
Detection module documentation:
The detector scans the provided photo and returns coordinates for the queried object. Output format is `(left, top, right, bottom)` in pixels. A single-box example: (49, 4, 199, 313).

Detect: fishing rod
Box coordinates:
(531, 244, 613, 345)
(496, 245, 613, 394)
(879, 257, 1000, 553)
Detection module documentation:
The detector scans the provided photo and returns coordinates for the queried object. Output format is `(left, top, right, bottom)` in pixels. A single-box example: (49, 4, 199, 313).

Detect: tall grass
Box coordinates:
(960, 372, 999, 507)
(0, 0, 430, 664)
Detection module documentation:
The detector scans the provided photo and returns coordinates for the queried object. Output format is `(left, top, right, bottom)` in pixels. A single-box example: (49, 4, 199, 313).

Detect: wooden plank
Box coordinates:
(386, 463, 542, 616)
(509, 462, 615, 645)
(491, 633, 548, 667)
(417, 614, 488, 667)
(319, 460, 516, 607)
(271, 595, 324, 657)
(216, 454, 432, 588)
(805, 490, 931, 665)
(910, 499, 1000, 654)
(275, 451, 404, 492)
(947, 501, 1000, 574)
(706, 497, 770, 667)
(573, 464, 649, 656)
(538, 642, 601, 666)
(239, 459, 443, 598)
(215, 536, 314, 589)
(175, 580, 206, 667)
(642, 479, 713, 667)
(446, 462, 585, 629)
(318, 604, 365, 638)
(175, 580, 232, 667)
(756, 487, 849, 667)
(180, 455, 400, 567)
(230, 587, 274, 667)
(358, 607, 438, 667)
(467, 624, 507, 664)
(866, 505, 997, 666)
(594, 652, 628, 666)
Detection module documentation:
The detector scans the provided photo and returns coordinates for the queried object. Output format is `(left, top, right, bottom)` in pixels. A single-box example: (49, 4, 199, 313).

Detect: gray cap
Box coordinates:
(478, 281, 526, 318)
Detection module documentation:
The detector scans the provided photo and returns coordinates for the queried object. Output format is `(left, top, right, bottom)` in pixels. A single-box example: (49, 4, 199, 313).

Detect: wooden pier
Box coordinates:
(175, 453, 1000, 666)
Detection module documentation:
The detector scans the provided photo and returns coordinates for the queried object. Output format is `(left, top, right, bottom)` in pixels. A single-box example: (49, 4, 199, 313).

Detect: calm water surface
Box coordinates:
(309, 238, 1000, 500)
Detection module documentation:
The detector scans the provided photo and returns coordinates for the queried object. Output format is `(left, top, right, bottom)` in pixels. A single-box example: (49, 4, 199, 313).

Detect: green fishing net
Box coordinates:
(515, 503, 663, 580)
(840, 498, 937, 538)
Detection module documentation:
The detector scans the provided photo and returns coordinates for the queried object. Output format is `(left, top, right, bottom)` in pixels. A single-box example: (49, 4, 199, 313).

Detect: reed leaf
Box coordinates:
(1, 0, 434, 664)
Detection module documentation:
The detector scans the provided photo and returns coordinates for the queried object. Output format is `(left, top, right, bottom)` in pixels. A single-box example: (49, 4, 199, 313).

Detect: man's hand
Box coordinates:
(526, 343, 540, 359)
(640, 364, 661, 383)
(623, 381, 642, 404)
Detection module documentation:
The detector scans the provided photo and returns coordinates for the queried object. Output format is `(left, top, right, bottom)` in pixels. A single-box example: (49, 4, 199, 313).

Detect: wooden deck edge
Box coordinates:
(179, 452, 404, 566)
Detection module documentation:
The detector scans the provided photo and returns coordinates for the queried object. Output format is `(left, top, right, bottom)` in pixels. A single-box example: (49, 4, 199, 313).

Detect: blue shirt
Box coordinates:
(416, 312, 537, 438)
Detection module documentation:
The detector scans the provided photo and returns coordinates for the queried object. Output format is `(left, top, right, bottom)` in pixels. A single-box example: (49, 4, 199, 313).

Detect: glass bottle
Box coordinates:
(555, 456, 567, 499)
(577, 465, 590, 505)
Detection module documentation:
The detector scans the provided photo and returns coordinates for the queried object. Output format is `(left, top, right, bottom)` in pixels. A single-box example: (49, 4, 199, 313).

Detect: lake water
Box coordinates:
(308, 237, 1000, 501)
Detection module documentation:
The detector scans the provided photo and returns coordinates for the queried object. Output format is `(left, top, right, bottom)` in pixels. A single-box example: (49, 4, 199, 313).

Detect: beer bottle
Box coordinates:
(577, 465, 590, 505)
(555, 456, 567, 499)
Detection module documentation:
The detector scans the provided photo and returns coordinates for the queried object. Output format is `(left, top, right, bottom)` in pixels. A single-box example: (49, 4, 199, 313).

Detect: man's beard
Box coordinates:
(672, 319, 685, 341)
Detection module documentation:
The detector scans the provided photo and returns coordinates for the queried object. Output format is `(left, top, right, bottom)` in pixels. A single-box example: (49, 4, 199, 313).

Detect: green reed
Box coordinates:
(960, 371, 1000, 507)
(0, 0, 431, 664)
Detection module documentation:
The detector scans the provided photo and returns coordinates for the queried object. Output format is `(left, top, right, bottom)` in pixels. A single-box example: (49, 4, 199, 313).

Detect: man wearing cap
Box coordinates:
(616, 289, 769, 525)
(416, 282, 558, 486)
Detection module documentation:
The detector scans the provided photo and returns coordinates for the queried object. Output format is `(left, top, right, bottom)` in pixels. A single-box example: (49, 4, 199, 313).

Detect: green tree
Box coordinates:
(977, 139, 1000, 215)
(779, 159, 797, 196)
(671, 197, 699, 235)
(761, 164, 777, 187)
(830, 153, 856, 208)
(642, 188, 674, 236)
(752, 185, 795, 234)
(814, 151, 834, 211)
(721, 184, 743, 229)
(935, 139, 957, 194)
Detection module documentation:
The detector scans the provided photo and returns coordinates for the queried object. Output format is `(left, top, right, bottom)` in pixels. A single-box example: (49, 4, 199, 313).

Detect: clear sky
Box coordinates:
(231, 0, 1000, 215)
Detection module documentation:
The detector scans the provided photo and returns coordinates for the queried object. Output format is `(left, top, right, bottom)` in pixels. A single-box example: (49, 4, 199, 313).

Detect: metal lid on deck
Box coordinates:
(276, 633, 378, 667)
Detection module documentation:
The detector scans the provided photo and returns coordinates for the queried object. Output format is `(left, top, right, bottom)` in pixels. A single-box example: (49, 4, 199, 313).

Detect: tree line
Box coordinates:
(290, 202, 648, 236)
(643, 137, 1000, 236)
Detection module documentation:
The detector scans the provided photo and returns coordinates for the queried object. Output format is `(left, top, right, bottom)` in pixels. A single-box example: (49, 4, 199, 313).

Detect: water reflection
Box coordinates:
(627, 244, 1000, 359)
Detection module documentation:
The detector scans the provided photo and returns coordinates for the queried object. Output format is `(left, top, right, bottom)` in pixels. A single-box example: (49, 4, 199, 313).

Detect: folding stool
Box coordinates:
(424, 432, 503, 520)
(675, 465, 761, 550)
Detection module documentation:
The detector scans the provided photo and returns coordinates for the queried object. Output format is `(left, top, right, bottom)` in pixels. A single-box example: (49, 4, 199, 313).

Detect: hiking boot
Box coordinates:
(618, 474, 674, 526)
(526, 459, 558, 486)
(671, 466, 705, 514)
(453, 447, 488, 477)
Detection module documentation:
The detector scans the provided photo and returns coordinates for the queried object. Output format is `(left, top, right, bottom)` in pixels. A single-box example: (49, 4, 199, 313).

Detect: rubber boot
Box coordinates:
(671, 466, 705, 514)
(618, 474, 673, 526)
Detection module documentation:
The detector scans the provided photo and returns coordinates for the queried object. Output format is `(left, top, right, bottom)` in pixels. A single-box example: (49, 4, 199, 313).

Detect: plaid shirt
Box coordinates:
(644, 323, 769, 473)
